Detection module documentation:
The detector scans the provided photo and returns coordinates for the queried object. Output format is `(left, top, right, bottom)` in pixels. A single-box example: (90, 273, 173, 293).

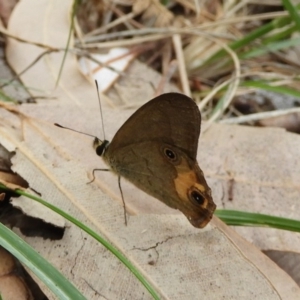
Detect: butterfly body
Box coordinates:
(97, 93, 216, 228)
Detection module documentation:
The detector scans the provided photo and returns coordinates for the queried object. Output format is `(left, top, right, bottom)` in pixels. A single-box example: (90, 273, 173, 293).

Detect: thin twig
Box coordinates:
(219, 107, 300, 124)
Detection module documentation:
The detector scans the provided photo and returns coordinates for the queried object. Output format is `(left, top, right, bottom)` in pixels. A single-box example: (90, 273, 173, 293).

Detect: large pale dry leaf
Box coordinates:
(202, 124, 300, 252)
(1, 0, 300, 299)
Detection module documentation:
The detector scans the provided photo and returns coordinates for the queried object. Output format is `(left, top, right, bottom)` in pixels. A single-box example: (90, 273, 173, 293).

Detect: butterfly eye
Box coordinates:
(164, 148, 177, 161)
(95, 140, 110, 156)
(189, 189, 205, 206)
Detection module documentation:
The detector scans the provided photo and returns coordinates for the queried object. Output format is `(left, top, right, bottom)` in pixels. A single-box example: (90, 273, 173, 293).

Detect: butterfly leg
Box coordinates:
(87, 168, 110, 184)
(118, 175, 128, 226)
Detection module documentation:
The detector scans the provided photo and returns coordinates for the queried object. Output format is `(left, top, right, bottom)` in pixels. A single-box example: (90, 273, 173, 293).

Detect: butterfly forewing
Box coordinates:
(106, 93, 201, 160)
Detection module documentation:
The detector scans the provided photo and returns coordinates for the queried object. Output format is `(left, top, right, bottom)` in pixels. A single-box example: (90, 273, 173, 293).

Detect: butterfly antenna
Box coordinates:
(54, 123, 100, 140)
(95, 80, 106, 141)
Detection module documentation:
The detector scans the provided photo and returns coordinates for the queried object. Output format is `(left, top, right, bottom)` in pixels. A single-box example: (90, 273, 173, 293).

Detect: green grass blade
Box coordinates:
(0, 223, 85, 299)
(0, 184, 160, 300)
(55, 0, 80, 87)
(242, 80, 300, 98)
(282, 0, 300, 30)
(199, 3, 300, 72)
(202, 15, 293, 66)
(241, 37, 300, 59)
(0, 89, 18, 103)
(215, 210, 300, 232)
(261, 24, 296, 45)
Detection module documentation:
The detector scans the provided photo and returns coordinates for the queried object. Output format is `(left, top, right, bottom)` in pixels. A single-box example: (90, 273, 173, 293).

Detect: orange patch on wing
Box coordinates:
(173, 158, 205, 200)
(174, 169, 197, 199)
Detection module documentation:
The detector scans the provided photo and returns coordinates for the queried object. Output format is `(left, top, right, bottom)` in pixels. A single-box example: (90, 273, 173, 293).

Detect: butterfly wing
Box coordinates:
(103, 93, 216, 228)
(107, 93, 200, 160)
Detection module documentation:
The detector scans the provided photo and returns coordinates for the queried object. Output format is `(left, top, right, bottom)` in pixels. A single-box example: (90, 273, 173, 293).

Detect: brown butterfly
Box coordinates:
(94, 93, 216, 228)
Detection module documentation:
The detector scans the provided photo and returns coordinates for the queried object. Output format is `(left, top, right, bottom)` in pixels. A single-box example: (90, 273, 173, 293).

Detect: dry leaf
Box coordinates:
(1, 0, 300, 299)
(0, 246, 34, 300)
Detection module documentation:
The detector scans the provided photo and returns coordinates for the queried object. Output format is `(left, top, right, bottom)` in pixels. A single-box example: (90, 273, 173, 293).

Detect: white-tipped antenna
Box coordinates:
(95, 80, 106, 141)
(54, 123, 100, 140)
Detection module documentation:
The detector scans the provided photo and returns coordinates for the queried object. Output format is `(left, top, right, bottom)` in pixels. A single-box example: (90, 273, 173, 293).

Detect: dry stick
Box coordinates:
(82, 28, 229, 45)
(172, 34, 191, 97)
(91, 48, 137, 75)
(220, 107, 300, 124)
(81, 11, 288, 45)
(80, 33, 170, 49)
(0, 26, 56, 50)
(73, 12, 84, 44)
(78, 52, 128, 78)
(225, 0, 249, 17)
(79, 43, 155, 74)
(86, 12, 137, 37)
(111, 5, 144, 29)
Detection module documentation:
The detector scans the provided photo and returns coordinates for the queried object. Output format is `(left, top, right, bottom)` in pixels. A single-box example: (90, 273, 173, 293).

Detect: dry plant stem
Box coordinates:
(199, 78, 233, 110)
(86, 12, 137, 37)
(81, 33, 170, 48)
(79, 43, 155, 80)
(0, 25, 56, 50)
(111, 5, 143, 29)
(83, 27, 235, 45)
(225, 0, 250, 17)
(145, 49, 162, 66)
(87, 50, 136, 75)
(172, 34, 191, 96)
(242, 71, 296, 81)
(194, 0, 200, 15)
(220, 107, 300, 124)
(80, 11, 288, 46)
(161, 42, 172, 76)
(73, 16, 85, 45)
(80, 53, 126, 76)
